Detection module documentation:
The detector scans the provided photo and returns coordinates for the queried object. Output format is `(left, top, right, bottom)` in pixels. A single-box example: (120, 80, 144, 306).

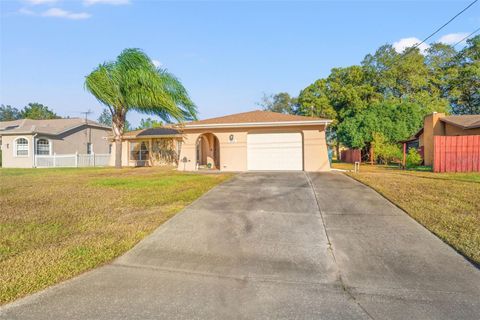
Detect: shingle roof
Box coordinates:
(399, 128, 424, 143)
(122, 127, 181, 138)
(0, 118, 110, 135)
(440, 115, 480, 129)
(0, 119, 24, 131)
(184, 110, 330, 127)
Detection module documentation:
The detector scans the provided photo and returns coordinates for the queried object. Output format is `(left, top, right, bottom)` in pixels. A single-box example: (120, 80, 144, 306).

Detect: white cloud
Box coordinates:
(19, 7, 36, 15)
(42, 8, 91, 19)
(438, 32, 469, 45)
(393, 37, 430, 54)
(83, 0, 130, 5)
(152, 59, 162, 68)
(23, 0, 58, 5)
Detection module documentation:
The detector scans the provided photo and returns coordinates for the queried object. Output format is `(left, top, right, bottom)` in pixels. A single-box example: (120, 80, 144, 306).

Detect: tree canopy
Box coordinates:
(137, 117, 163, 129)
(0, 105, 21, 121)
(97, 108, 131, 131)
(265, 35, 480, 150)
(257, 92, 296, 114)
(0, 103, 59, 121)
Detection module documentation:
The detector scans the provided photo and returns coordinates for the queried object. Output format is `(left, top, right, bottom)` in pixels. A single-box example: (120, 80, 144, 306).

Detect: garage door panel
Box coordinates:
(247, 133, 303, 171)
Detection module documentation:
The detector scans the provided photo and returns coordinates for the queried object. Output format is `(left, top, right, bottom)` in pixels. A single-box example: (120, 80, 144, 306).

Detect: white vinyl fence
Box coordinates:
(35, 153, 111, 168)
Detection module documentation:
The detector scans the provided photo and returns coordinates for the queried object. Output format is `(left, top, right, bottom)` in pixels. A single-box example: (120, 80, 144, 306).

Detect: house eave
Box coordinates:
(182, 120, 332, 129)
(440, 118, 480, 130)
(116, 134, 183, 141)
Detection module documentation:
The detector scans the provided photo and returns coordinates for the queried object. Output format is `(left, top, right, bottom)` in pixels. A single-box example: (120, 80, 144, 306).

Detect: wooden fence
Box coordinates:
(434, 135, 480, 173)
(340, 149, 361, 163)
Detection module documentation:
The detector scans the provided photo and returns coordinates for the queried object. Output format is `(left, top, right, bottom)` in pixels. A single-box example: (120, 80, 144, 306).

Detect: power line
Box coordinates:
(401, 0, 478, 58)
(80, 110, 93, 122)
(452, 26, 480, 48)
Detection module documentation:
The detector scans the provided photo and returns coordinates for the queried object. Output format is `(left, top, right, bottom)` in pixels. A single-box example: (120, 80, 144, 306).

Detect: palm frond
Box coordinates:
(85, 48, 197, 123)
(85, 62, 124, 112)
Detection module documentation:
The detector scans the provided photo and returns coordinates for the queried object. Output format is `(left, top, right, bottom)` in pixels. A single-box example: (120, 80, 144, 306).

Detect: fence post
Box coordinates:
(75, 152, 78, 167)
(92, 152, 95, 167)
(53, 153, 56, 167)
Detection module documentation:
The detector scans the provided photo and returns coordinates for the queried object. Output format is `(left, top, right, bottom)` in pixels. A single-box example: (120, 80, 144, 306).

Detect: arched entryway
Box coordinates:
(196, 133, 220, 170)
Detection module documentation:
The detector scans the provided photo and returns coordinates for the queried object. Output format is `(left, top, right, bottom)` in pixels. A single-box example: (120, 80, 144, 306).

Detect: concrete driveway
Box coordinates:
(1, 172, 479, 320)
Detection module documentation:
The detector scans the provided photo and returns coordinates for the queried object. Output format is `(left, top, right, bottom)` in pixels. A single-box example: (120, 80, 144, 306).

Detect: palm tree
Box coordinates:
(85, 48, 197, 168)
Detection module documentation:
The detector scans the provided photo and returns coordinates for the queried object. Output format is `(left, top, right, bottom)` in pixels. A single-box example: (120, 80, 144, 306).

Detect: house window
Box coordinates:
(36, 139, 50, 155)
(109, 144, 112, 154)
(87, 143, 93, 154)
(15, 138, 29, 156)
(130, 141, 149, 161)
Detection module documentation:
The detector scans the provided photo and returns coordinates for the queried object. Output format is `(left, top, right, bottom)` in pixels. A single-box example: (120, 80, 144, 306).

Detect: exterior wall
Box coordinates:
(423, 113, 445, 166)
(444, 123, 480, 136)
(51, 126, 111, 154)
(303, 128, 330, 171)
(1, 134, 35, 168)
(418, 133, 424, 147)
(110, 140, 132, 167)
(177, 125, 330, 172)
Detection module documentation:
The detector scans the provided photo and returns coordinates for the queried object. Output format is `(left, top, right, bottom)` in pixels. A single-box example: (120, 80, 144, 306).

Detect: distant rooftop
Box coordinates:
(440, 115, 480, 129)
(0, 118, 110, 136)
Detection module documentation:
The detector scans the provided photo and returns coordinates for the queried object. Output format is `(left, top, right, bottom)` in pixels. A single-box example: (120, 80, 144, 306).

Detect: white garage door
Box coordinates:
(247, 133, 303, 171)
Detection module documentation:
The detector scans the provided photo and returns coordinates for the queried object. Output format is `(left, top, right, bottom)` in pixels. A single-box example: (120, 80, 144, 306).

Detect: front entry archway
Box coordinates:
(196, 133, 220, 170)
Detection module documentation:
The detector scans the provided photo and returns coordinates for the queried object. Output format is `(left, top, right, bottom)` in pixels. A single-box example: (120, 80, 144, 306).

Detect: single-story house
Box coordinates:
(401, 112, 480, 166)
(114, 110, 332, 172)
(0, 118, 111, 168)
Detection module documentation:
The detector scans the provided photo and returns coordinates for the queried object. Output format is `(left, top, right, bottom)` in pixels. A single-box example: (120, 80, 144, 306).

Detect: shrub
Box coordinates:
(372, 133, 402, 165)
(406, 148, 422, 169)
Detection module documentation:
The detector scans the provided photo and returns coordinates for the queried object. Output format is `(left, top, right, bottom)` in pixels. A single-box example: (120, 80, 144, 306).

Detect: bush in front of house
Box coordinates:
(406, 148, 423, 169)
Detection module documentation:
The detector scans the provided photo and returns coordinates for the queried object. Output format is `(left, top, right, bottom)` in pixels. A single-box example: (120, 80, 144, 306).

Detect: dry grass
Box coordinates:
(0, 167, 232, 304)
(333, 162, 480, 265)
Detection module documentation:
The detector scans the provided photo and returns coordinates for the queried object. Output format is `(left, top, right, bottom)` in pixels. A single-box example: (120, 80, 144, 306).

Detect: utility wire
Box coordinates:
(451, 26, 480, 48)
(400, 0, 478, 59)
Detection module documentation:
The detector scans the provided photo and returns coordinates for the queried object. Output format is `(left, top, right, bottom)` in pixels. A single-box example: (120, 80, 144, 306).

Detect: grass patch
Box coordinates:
(333, 162, 480, 265)
(0, 167, 232, 304)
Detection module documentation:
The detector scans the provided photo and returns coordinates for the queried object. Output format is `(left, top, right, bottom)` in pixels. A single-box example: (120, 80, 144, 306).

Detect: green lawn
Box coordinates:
(0, 167, 232, 305)
(333, 162, 480, 266)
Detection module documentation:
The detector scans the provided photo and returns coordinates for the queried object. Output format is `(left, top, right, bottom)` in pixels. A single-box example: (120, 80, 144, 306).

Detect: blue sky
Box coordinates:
(1, 0, 479, 126)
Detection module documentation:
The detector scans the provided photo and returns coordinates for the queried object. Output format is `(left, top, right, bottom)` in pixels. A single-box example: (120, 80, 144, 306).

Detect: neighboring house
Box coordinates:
(401, 112, 480, 170)
(114, 110, 332, 172)
(0, 118, 111, 168)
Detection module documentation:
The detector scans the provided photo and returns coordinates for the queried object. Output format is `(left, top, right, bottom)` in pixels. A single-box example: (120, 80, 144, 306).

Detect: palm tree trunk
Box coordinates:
(112, 116, 124, 169)
(114, 137, 122, 168)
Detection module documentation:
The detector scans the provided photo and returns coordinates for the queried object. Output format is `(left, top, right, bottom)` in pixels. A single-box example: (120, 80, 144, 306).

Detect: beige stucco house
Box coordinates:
(115, 110, 332, 172)
(0, 118, 111, 168)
